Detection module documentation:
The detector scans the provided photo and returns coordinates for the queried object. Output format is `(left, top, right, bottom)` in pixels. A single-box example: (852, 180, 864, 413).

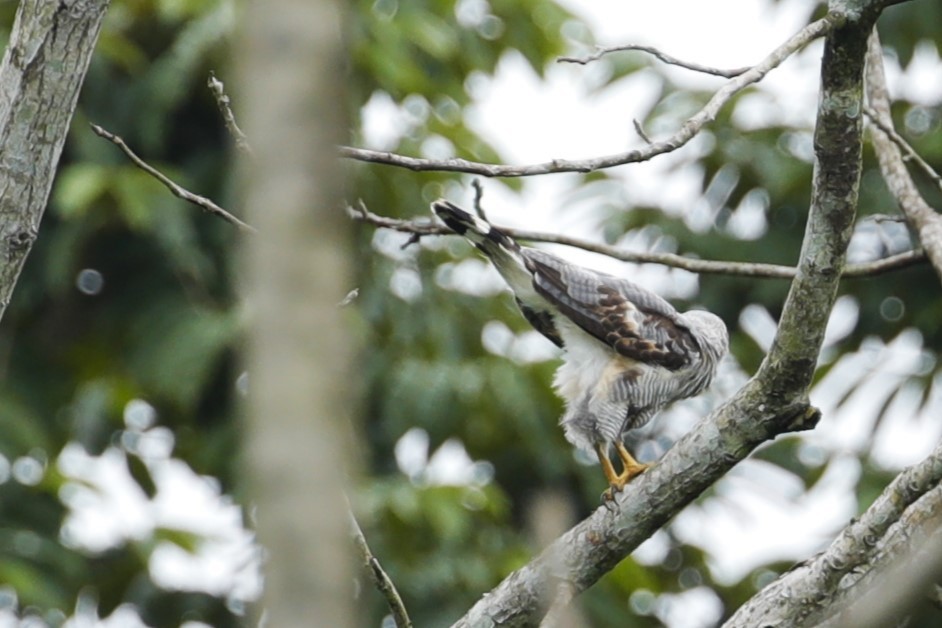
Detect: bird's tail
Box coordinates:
(431, 199, 532, 292)
(432, 200, 520, 254)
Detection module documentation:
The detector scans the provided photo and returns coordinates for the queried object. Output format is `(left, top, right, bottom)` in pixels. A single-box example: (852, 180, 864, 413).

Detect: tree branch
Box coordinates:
(863, 105, 942, 189)
(340, 14, 842, 178)
(726, 437, 942, 627)
(207, 72, 254, 157)
(451, 5, 875, 625)
(350, 512, 413, 628)
(864, 31, 942, 281)
(74, 123, 927, 282)
(0, 0, 110, 325)
(558, 44, 750, 78)
(351, 201, 924, 279)
(725, 13, 908, 628)
(820, 485, 942, 628)
(90, 123, 258, 234)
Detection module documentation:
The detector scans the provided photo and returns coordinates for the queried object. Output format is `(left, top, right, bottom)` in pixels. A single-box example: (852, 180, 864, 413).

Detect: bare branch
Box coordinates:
(351, 202, 924, 279)
(340, 14, 842, 178)
(632, 118, 653, 145)
(558, 44, 750, 78)
(90, 123, 258, 235)
(821, 486, 942, 628)
(865, 31, 942, 281)
(726, 437, 942, 627)
(350, 512, 413, 628)
(865, 212, 907, 223)
(842, 249, 924, 277)
(207, 72, 254, 156)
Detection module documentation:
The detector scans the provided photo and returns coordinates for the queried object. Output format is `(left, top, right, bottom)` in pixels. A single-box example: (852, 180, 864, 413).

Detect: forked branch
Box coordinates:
(340, 14, 842, 177)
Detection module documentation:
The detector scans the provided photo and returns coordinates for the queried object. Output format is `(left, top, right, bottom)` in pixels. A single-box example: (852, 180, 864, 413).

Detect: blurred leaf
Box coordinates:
(126, 454, 158, 498)
(127, 302, 238, 410)
(96, 31, 149, 72)
(152, 527, 201, 553)
(53, 164, 112, 219)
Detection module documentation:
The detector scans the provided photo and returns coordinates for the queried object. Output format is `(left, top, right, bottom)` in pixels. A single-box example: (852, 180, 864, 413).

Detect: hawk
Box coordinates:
(432, 200, 729, 498)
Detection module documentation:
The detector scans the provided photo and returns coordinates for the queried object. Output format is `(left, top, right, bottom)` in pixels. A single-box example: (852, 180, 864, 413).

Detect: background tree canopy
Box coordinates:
(0, 0, 940, 626)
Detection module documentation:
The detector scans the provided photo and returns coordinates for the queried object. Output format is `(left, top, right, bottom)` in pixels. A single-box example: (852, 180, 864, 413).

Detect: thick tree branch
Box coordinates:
(864, 31, 942, 281)
(726, 13, 900, 627)
(821, 486, 942, 627)
(758, 27, 942, 627)
(0, 0, 110, 325)
(340, 14, 841, 178)
(726, 437, 942, 627)
(451, 5, 874, 626)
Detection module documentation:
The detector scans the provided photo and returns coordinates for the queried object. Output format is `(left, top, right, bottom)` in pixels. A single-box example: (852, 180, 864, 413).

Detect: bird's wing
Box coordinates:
(523, 249, 700, 369)
(515, 297, 564, 348)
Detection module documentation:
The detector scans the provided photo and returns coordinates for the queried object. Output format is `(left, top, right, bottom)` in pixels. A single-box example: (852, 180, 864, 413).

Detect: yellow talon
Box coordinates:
(596, 442, 650, 501)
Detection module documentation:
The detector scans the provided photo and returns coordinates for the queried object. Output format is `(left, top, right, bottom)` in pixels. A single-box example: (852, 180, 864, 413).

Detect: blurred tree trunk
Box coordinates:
(238, 1, 354, 626)
(0, 0, 109, 324)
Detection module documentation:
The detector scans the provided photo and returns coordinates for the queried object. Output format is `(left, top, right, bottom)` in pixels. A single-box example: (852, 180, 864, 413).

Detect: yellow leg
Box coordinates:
(615, 442, 650, 483)
(595, 443, 619, 485)
(597, 442, 650, 501)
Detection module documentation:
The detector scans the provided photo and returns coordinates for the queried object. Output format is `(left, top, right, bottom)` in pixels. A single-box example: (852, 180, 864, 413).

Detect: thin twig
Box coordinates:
(337, 288, 359, 307)
(349, 512, 413, 628)
(471, 179, 488, 222)
(340, 14, 841, 177)
(863, 105, 942, 190)
(866, 213, 907, 223)
(842, 248, 924, 277)
(90, 123, 258, 234)
(352, 202, 924, 279)
(633, 119, 653, 145)
(558, 44, 751, 78)
(207, 72, 254, 156)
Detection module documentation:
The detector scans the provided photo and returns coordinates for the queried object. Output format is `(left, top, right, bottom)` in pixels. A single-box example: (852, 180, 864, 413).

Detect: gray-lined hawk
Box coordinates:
(432, 200, 729, 498)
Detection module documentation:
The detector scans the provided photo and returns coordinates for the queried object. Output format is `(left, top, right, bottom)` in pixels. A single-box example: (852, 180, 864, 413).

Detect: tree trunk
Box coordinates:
(238, 0, 355, 626)
(0, 0, 110, 323)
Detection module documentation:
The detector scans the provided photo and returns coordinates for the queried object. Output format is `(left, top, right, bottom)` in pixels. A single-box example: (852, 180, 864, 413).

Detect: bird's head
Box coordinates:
(681, 310, 729, 364)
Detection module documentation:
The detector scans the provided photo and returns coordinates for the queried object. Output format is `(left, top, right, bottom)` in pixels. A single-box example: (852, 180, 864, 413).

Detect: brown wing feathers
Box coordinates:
(524, 251, 697, 370)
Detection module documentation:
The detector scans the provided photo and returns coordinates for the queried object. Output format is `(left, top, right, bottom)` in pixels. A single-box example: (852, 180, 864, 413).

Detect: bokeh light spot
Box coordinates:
(75, 268, 104, 295)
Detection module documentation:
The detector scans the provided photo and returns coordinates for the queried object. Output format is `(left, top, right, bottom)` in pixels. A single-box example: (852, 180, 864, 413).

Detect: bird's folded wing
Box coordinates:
(523, 249, 699, 370)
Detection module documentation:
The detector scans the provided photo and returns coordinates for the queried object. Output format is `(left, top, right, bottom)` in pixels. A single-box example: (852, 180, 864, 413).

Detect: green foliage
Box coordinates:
(1, 0, 940, 626)
(359, 477, 527, 625)
(0, 0, 241, 625)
